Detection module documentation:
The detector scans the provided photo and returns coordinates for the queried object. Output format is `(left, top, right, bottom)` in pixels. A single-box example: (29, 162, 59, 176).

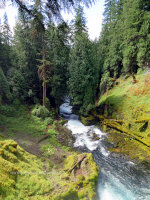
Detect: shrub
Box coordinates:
(41, 144, 55, 156)
(86, 104, 95, 115)
(44, 117, 53, 126)
(137, 68, 145, 75)
(48, 128, 58, 136)
(100, 72, 114, 94)
(0, 105, 16, 117)
(12, 99, 21, 107)
(31, 105, 50, 119)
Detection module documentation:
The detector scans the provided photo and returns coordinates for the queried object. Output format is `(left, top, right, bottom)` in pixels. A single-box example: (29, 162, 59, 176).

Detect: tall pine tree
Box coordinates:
(68, 6, 98, 115)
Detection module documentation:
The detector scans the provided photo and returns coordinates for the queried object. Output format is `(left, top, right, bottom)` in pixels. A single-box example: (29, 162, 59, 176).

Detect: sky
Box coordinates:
(0, 0, 105, 40)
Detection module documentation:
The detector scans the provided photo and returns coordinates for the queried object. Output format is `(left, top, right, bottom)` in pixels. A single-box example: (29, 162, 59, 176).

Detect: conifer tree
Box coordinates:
(68, 6, 98, 114)
(98, 0, 150, 93)
(10, 13, 41, 102)
(0, 12, 12, 74)
(46, 22, 70, 105)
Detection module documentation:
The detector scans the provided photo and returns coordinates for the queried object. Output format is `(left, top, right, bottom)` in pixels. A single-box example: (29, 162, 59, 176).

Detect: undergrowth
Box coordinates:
(97, 73, 150, 161)
(0, 105, 54, 137)
(0, 104, 99, 200)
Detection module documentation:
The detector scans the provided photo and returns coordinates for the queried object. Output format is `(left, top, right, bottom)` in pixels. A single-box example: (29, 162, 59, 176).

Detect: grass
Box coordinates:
(97, 73, 150, 162)
(0, 104, 99, 200)
(99, 74, 150, 121)
(0, 137, 98, 200)
(0, 105, 48, 137)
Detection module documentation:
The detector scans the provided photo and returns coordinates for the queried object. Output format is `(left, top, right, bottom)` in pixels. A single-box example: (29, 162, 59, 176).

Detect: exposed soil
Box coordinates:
(1, 125, 43, 156)
(0, 124, 73, 166)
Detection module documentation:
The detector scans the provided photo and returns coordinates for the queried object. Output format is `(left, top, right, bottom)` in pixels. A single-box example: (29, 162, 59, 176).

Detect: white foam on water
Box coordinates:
(65, 119, 107, 151)
(100, 146, 110, 157)
(93, 127, 105, 137)
(99, 185, 137, 200)
(98, 171, 137, 200)
(101, 189, 117, 200)
(59, 102, 72, 114)
(127, 161, 135, 165)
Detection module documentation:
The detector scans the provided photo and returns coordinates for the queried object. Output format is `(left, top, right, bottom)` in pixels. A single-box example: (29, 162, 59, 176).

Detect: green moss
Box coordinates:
(53, 188, 79, 200)
(0, 138, 54, 199)
(64, 154, 78, 171)
(81, 115, 95, 126)
(41, 144, 56, 156)
(0, 138, 98, 200)
(0, 105, 99, 200)
(95, 74, 150, 162)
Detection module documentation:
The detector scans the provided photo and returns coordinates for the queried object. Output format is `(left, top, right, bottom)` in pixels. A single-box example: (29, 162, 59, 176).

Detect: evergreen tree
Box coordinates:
(137, 0, 150, 69)
(99, 0, 123, 93)
(47, 22, 70, 105)
(10, 15, 42, 103)
(0, 67, 12, 103)
(99, 0, 150, 93)
(0, 12, 12, 74)
(68, 6, 98, 114)
(122, 0, 143, 73)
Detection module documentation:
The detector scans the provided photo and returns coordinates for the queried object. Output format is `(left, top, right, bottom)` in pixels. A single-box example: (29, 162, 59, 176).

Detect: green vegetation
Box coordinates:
(0, 105, 98, 200)
(98, 0, 150, 94)
(0, 138, 52, 199)
(97, 74, 150, 162)
(68, 6, 98, 114)
(0, 105, 49, 136)
(0, 0, 150, 198)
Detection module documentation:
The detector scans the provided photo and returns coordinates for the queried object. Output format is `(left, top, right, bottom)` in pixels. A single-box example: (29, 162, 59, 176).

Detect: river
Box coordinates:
(59, 99, 150, 200)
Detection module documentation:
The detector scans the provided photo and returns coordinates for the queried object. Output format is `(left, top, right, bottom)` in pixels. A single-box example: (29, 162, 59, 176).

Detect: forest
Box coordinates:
(0, 0, 150, 199)
(0, 0, 150, 115)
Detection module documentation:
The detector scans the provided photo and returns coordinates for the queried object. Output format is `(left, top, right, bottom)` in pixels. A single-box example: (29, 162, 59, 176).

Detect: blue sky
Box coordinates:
(0, 0, 105, 40)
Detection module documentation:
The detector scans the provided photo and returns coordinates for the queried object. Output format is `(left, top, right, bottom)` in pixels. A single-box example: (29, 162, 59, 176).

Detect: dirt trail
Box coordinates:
(1, 125, 43, 156)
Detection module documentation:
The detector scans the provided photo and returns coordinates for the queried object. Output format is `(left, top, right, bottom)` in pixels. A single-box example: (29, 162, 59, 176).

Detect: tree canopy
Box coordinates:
(0, 0, 149, 115)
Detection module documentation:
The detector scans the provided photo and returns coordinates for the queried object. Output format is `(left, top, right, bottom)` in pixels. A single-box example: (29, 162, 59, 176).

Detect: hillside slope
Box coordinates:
(0, 106, 98, 200)
(81, 73, 150, 163)
(98, 73, 150, 162)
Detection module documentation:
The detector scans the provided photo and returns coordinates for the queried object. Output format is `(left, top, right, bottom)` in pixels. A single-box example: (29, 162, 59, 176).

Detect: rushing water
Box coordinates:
(59, 99, 150, 200)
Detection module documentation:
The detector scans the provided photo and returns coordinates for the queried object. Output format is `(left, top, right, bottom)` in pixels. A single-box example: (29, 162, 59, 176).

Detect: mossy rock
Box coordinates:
(62, 153, 99, 200)
(0, 139, 53, 199)
(81, 115, 95, 126)
(92, 133, 100, 141)
(0, 137, 99, 200)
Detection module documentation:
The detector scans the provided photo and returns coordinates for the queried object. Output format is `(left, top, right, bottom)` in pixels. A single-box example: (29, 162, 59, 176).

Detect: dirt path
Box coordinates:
(1, 125, 43, 156)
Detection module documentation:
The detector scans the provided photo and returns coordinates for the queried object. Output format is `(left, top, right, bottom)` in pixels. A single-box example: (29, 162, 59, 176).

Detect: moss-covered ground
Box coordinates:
(96, 73, 150, 162)
(0, 106, 98, 200)
(81, 73, 150, 163)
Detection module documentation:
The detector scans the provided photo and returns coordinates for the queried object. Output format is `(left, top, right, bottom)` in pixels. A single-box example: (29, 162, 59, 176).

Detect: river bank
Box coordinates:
(61, 98, 150, 200)
(0, 105, 98, 200)
(81, 73, 150, 164)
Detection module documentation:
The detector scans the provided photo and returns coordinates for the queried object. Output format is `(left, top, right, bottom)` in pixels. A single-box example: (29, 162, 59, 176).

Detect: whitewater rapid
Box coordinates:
(60, 99, 150, 200)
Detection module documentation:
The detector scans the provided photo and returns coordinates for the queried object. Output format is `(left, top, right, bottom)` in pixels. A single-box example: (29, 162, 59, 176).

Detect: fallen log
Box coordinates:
(69, 155, 86, 173)
(135, 119, 150, 123)
(104, 119, 150, 148)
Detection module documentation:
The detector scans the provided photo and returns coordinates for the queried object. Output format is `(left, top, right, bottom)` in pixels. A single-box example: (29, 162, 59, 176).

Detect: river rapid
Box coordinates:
(59, 99, 150, 200)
